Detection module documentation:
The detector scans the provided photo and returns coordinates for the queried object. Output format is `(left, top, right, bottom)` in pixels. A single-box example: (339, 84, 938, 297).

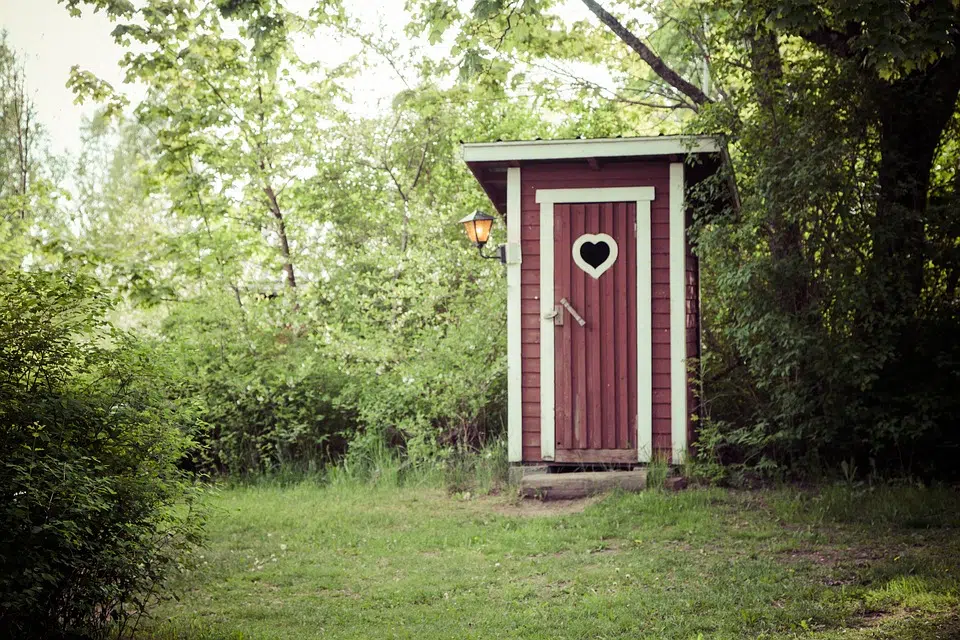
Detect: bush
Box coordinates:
(159, 295, 351, 476)
(691, 63, 960, 480)
(319, 238, 508, 463)
(0, 271, 203, 639)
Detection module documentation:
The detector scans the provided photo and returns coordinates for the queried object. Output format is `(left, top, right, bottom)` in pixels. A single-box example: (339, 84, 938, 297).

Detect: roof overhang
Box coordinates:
(462, 135, 726, 215)
(462, 135, 722, 164)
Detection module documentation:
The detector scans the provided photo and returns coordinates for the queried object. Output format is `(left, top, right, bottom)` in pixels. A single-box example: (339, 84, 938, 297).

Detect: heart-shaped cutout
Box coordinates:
(572, 233, 618, 279)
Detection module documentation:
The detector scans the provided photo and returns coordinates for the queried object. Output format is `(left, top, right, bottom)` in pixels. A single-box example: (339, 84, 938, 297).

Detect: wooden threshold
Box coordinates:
(553, 449, 638, 464)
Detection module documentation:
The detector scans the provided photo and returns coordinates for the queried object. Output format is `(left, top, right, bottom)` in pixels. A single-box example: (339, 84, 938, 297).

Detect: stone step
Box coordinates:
(519, 470, 648, 501)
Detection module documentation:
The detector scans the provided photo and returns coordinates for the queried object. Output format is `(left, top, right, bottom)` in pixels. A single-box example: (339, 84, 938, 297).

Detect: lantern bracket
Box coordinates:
(478, 244, 507, 264)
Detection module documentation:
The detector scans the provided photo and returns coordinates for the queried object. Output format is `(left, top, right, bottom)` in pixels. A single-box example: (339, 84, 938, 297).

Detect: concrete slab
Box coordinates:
(519, 470, 648, 501)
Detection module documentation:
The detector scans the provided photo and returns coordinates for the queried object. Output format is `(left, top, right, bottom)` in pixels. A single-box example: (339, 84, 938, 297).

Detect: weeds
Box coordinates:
(213, 440, 511, 497)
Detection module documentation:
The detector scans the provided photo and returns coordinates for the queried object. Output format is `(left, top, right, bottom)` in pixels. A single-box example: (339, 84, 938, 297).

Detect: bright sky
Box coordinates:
(0, 0, 132, 155)
(0, 0, 604, 156)
(0, 0, 428, 155)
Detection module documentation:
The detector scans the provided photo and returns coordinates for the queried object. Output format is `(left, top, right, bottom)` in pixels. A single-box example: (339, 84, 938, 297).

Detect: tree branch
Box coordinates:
(408, 142, 429, 192)
(580, 0, 711, 109)
(798, 23, 860, 58)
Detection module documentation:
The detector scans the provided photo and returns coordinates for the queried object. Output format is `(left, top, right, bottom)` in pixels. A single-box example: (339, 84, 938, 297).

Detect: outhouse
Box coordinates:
(461, 136, 724, 468)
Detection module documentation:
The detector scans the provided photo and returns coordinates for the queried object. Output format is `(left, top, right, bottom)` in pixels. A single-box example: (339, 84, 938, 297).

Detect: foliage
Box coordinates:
(159, 295, 351, 476)
(47, 0, 960, 481)
(0, 271, 203, 639)
(0, 34, 61, 272)
(317, 211, 508, 461)
(687, 0, 960, 478)
(298, 82, 536, 463)
(53, 0, 560, 469)
(414, 0, 960, 479)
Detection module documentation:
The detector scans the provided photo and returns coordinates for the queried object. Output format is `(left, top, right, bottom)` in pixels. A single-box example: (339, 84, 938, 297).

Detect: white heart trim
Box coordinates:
(572, 233, 619, 279)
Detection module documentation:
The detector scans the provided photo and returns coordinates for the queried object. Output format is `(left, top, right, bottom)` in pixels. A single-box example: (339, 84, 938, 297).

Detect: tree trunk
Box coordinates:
(747, 25, 810, 315)
(264, 183, 297, 289)
(255, 82, 297, 290)
(873, 55, 960, 306)
(400, 200, 410, 253)
(866, 54, 960, 395)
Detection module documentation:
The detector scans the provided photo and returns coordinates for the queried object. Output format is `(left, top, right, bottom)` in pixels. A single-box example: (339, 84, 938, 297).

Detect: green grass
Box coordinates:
(143, 482, 960, 640)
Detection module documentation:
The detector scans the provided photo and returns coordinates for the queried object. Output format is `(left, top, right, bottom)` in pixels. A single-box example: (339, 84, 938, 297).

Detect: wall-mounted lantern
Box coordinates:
(459, 210, 506, 263)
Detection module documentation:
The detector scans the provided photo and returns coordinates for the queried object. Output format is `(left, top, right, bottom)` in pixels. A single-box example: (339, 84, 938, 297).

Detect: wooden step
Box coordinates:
(519, 470, 648, 501)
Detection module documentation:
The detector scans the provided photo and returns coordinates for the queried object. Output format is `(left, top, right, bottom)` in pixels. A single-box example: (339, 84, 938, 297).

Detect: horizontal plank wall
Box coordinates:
(519, 161, 673, 463)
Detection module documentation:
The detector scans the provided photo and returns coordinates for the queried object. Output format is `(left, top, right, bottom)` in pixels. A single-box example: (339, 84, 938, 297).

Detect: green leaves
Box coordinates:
(471, 0, 507, 21)
(0, 270, 203, 637)
(458, 48, 490, 81)
(59, 0, 135, 18)
(66, 67, 129, 117)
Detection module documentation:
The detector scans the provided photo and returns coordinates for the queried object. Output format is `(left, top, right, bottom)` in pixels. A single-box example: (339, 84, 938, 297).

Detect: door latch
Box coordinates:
(543, 306, 564, 326)
(559, 297, 587, 327)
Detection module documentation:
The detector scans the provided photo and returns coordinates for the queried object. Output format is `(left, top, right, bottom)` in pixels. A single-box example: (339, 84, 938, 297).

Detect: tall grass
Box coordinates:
(216, 440, 512, 496)
(771, 483, 960, 528)
(441, 440, 511, 494)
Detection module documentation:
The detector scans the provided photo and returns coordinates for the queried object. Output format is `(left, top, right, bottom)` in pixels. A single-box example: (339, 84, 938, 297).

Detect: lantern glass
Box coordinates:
(459, 211, 495, 248)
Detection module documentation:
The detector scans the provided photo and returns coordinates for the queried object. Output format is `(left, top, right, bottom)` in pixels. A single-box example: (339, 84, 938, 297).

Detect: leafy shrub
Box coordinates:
(0, 271, 203, 639)
(159, 295, 352, 476)
(320, 238, 507, 463)
(691, 61, 960, 480)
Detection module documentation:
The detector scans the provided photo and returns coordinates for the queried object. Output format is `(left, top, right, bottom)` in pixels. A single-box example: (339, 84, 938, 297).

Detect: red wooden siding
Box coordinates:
(650, 176, 672, 459)
(552, 202, 637, 454)
(519, 161, 673, 463)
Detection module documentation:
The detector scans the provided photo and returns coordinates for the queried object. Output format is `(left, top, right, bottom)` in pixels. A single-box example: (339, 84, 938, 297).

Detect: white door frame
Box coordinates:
(536, 187, 656, 462)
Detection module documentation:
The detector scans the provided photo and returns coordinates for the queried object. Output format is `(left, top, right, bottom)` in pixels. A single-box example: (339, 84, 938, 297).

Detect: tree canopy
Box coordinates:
(5, 3, 960, 633)
(4, 0, 960, 478)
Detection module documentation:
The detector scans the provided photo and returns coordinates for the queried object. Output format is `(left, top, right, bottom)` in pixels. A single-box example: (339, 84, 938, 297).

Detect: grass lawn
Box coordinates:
(144, 480, 960, 639)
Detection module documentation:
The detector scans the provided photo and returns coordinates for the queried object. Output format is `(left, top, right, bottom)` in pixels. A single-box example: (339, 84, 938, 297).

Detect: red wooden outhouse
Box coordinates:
(462, 136, 723, 467)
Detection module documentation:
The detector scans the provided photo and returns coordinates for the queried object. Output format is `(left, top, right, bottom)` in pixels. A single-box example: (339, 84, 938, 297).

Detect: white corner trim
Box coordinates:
(636, 198, 653, 463)
(539, 199, 556, 461)
(506, 167, 523, 463)
(536, 187, 655, 205)
(536, 186, 656, 464)
(572, 233, 618, 280)
(669, 162, 688, 464)
(463, 136, 721, 164)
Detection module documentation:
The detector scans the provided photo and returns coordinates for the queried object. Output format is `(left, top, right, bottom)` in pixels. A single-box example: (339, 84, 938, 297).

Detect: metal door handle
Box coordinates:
(559, 297, 586, 327)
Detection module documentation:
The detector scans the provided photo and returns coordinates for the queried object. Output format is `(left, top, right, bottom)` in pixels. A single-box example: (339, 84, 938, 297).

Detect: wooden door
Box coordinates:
(552, 202, 637, 463)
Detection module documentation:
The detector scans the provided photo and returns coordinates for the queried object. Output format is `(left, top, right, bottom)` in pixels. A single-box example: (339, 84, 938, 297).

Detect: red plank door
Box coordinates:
(553, 202, 637, 464)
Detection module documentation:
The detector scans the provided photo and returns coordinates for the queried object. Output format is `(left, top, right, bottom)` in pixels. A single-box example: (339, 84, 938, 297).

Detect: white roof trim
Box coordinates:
(461, 135, 721, 163)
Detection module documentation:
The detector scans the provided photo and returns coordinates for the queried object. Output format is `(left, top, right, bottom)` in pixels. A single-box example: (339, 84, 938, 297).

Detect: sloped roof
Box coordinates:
(462, 135, 724, 214)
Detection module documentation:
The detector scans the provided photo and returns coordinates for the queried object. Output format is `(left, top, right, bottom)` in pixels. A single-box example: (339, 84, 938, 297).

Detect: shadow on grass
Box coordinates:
(856, 610, 960, 639)
(767, 484, 960, 638)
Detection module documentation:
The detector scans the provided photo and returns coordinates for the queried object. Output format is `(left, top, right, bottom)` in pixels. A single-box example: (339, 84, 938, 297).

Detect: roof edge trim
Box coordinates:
(461, 135, 721, 163)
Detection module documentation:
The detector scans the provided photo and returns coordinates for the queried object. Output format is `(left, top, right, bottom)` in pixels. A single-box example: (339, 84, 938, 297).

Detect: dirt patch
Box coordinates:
(780, 545, 885, 567)
(487, 495, 603, 518)
(853, 608, 915, 629)
(780, 545, 892, 589)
